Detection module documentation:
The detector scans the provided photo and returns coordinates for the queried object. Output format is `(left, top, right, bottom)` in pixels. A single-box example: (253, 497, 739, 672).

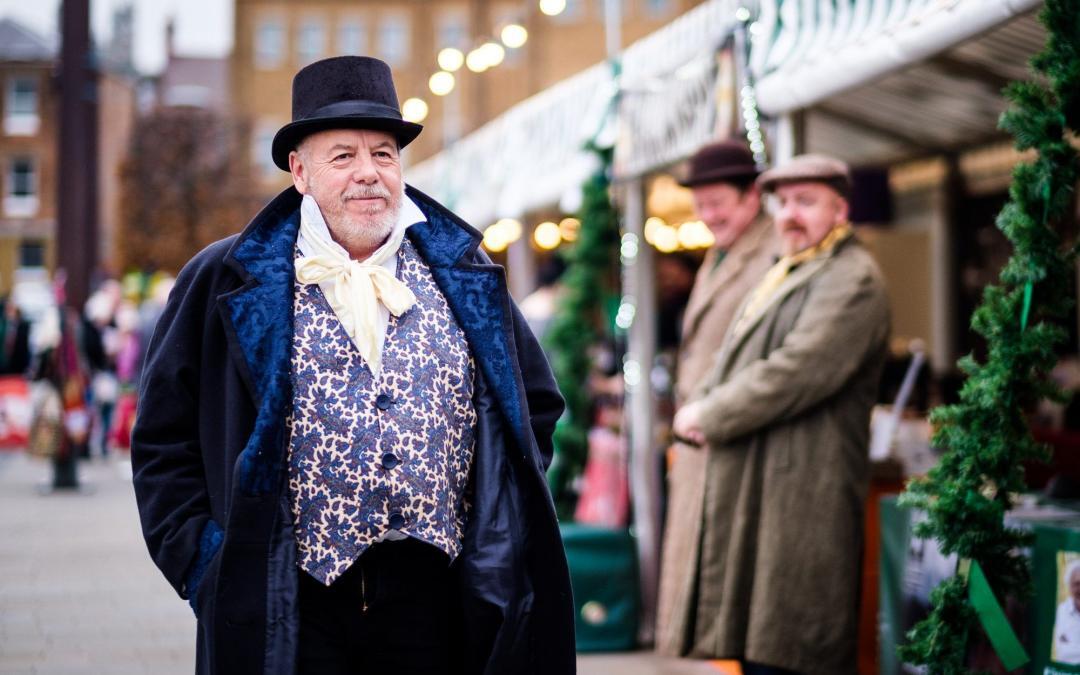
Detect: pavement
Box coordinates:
(0, 451, 727, 675)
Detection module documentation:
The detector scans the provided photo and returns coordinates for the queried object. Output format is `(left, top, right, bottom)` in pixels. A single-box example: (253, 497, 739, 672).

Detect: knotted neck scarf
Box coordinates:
(734, 222, 853, 334)
(294, 194, 417, 374)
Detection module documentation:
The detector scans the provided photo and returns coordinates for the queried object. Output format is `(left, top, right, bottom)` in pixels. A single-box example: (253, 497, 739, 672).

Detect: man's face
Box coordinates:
(771, 181, 849, 255)
(690, 182, 760, 250)
(288, 128, 403, 257)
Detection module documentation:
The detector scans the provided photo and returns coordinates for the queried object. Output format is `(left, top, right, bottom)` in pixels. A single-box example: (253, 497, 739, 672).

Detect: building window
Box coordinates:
(4, 157, 38, 217)
(254, 16, 286, 70)
(643, 0, 673, 19)
(436, 8, 469, 50)
(377, 14, 411, 66)
(337, 17, 368, 56)
(4, 76, 39, 136)
(296, 17, 326, 66)
(18, 241, 44, 268)
(252, 121, 279, 178)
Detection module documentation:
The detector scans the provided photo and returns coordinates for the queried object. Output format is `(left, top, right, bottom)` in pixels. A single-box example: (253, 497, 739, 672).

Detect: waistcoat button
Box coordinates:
(388, 512, 406, 530)
(381, 452, 400, 469)
(375, 393, 392, 410)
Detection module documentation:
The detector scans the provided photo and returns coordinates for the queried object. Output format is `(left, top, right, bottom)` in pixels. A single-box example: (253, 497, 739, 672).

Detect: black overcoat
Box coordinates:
(131, 186, 575, 674)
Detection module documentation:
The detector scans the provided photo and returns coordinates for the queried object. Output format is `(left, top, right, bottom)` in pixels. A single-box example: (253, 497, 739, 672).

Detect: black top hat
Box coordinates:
(677, 140, 759, 188)
(271, 56, 423, 171)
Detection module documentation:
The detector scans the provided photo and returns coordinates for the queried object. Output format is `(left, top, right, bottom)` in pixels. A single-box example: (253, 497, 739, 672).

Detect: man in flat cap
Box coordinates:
(131, 56, 574, 674)
(669, 154, 890, 674)
(655, 139, 778, 656)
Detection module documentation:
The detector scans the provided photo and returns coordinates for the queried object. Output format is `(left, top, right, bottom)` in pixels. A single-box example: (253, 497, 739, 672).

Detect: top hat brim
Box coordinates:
(677, 164, 760, 188)
(272, 116, 423, 172)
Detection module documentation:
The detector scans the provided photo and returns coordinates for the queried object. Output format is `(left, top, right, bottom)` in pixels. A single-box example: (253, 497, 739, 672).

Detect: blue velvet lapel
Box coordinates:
(219, 188, 301, 495)
(405, 186, 526, 446)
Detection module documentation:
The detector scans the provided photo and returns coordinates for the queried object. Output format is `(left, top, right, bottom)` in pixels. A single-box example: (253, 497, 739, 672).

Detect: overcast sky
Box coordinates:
(0, 0, 232, 74)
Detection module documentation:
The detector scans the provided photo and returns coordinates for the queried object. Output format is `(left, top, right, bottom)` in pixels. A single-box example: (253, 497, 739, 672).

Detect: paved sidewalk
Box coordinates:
(0, 451, 723, 674)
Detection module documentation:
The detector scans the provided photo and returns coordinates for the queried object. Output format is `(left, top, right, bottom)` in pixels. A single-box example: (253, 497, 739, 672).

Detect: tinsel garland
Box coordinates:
(545, 144, 621, 520)
(897, 0, 1080, 670)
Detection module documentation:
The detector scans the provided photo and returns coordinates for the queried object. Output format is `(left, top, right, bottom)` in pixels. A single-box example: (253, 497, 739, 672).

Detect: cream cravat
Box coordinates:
(294, 194, 416, 373)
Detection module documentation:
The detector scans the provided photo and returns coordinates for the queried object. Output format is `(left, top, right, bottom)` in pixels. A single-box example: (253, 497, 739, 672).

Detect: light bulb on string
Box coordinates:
(428, 71, 456, 96)
(466, 48, 490, 73)
(539, 0, 566, 17)
(480, 42, 505, 68)
(401, 97, 429, 123)
(437, 47, 464, 72)
(501, 24, 528, 49)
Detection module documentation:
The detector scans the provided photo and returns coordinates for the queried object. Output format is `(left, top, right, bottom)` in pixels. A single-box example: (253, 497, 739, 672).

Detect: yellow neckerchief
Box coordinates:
(734, 222, 853, 333)
(294, 194, 416, 374)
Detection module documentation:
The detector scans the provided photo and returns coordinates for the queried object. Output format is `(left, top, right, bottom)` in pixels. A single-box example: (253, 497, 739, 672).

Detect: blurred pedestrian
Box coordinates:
(656, 139, 779, 656)
(131, 56, 572, 675)
(0, 296, 30, 376)
(668, 154, 890, 674)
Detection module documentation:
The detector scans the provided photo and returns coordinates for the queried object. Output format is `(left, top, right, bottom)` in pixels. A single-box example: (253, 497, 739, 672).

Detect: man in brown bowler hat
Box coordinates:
(669, 153, 890, 674)
(655, 139, 778, 655)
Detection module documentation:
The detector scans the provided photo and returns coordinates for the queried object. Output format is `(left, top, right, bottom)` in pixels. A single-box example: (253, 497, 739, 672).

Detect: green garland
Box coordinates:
(898, 1, 1080, 670)
(545, 144, 621, 520)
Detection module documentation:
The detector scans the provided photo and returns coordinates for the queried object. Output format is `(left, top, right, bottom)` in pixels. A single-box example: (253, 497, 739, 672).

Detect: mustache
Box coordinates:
(343, 185, 392, 201)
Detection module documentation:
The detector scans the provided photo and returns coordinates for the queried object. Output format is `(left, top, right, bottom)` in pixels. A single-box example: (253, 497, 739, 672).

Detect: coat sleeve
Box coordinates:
(696, 256, 889, 445)
(130, 251, 224, 601)
(510, 294, 565, 472)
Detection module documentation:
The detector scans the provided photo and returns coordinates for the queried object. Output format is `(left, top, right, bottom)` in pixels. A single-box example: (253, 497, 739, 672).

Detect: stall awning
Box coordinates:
(406, 0, 741, 229)
(752, 0, 1042, 120)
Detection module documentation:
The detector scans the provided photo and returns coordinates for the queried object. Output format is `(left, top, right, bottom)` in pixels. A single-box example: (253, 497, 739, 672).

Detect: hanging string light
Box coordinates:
(735, 6, 768, 167)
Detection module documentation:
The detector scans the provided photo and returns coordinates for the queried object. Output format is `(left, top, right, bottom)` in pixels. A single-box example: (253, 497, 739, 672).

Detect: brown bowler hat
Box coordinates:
(677, 140, 759, 188)
(757, 154, 852, 197)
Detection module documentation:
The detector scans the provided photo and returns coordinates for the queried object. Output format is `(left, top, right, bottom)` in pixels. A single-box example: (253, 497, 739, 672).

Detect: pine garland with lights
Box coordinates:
(545, 144, 622, 520)
(897, 1, 1079, 670)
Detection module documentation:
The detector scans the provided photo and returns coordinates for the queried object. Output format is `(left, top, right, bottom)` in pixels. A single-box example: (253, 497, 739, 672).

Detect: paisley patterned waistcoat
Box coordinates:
(286, 238, 477, 585)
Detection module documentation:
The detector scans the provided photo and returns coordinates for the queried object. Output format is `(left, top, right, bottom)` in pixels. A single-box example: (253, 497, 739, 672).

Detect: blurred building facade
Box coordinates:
(0, 18, 58, 292)
(153, 20, 230, 113)
(230, 0, 705, 196)
(0, 12, 141, 295)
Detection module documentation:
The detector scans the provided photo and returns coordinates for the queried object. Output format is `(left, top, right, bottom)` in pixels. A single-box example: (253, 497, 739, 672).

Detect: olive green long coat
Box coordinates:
(655, 236, 889, 674)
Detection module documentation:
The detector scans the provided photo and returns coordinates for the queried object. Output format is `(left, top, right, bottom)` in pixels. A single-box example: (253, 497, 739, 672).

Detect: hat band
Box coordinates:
(299, 99, 404, 123)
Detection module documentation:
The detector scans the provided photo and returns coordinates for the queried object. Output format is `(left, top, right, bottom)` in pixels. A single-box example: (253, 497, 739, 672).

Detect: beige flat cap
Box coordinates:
(757, 153, 852, 196)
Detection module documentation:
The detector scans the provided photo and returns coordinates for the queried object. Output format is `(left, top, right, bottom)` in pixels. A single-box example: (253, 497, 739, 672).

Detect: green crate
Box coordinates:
(561, 523, 640, 652)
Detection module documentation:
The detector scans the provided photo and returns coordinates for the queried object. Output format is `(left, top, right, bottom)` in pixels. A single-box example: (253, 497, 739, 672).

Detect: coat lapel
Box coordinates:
(217, 188, 301, 494)
(405, 186, 526, 446)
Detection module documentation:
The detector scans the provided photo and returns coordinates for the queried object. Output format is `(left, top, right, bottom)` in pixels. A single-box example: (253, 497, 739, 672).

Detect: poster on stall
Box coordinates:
(1032, 526, 1080, 674)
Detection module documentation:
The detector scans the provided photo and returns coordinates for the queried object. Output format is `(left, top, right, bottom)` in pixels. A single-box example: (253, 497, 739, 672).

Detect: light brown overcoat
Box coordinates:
(655, 235, 889, 674)
(657, 214, 776, 655)
(675, 215, 778, 404)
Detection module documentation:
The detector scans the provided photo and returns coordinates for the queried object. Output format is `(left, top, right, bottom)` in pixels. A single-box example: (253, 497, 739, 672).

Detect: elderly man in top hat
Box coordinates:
(131, 56, 575, 675)
(655, 139, 778, 656)
(666, 154, 889, 675)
